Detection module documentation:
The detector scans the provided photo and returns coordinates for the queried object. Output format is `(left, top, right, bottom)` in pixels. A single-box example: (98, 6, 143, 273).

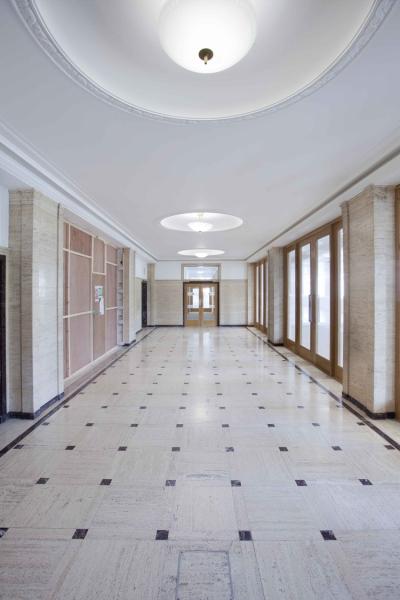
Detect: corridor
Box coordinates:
(1, 327, 400, 598)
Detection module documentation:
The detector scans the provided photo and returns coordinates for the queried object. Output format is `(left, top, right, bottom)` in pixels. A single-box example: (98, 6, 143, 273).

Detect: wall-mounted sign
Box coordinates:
(94, 285, 105, 316)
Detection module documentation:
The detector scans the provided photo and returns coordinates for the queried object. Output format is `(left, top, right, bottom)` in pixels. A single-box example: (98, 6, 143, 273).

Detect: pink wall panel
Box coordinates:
(69, 253, 91, 315)
(69, 314, 92, 374)
(106, 309, 117, 351)
(93, 238, 105, 274)
(106, 263, 117, 308)
(70, 226, 92, 256)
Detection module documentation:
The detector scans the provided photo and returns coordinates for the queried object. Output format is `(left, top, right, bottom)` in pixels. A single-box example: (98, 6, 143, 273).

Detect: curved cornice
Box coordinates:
(12, 0, 396, 124)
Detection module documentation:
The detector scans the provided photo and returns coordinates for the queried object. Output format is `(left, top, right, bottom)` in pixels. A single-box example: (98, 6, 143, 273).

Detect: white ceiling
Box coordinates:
(0, 0, 400, 260)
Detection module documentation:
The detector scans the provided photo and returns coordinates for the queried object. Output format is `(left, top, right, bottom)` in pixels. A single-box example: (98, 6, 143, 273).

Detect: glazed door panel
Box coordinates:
(184, 283, 218, 327)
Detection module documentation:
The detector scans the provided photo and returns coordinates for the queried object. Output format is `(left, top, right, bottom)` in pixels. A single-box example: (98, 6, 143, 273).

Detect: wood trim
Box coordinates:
(395, 185, 400, 420)
(251, 257, 268, 334)
(183, 282, 219, 327)
(0, 255, 6, 422)
(282, 217, 343, 379)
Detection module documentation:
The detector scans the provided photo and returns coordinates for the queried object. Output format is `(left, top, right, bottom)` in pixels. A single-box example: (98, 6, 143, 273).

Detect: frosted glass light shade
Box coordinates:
(159, 0, 257, 74)
(188, 221, 213, 232)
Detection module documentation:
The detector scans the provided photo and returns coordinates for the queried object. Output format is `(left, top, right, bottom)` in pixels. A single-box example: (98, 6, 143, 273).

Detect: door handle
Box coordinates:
(308, 294, 312, 323)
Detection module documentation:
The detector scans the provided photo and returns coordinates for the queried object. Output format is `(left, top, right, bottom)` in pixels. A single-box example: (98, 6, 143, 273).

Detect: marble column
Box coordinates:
(8, 189, 63, 417)
(267, 247, 284, 345)
(342, 184, 395, 417)
(247, 263, 254, 325)
(121, 248, 136, 344)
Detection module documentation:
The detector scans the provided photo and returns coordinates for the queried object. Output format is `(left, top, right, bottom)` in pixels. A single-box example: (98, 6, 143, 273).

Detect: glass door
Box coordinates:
(299, 241, 312, 360)
(184, 283, 218, 327)
(315, 233, 331, 371)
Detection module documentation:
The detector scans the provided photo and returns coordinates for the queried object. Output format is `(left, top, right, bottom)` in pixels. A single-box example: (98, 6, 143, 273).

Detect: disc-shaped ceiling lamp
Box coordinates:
(159, 0, 257, 74)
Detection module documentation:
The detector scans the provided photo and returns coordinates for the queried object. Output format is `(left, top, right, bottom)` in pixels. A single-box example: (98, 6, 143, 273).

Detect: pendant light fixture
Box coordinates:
(159, 0, 256, 74)
(188, 213, 213, 232)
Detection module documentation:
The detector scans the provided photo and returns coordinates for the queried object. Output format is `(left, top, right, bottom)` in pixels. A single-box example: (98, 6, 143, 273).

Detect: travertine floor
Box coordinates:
(1, 327, 400, 599)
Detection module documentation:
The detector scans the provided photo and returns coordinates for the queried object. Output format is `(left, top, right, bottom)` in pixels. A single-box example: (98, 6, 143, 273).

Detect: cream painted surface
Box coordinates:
(155, 261, 248, 281)
(0, 184, 9, 248)
(342, 185, 395, 415)
(8, 190, 63, 414)
(122, 248, 136, 344)
(135, 254, 148, 280)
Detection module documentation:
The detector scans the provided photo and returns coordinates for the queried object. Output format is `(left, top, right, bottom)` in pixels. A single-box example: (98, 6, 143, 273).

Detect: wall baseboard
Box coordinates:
(342, 392, 395, 420)
(8, 392, 65, 420)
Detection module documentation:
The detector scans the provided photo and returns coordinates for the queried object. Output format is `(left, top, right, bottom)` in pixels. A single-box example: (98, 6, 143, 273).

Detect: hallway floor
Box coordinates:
(1, 327, 400, 599)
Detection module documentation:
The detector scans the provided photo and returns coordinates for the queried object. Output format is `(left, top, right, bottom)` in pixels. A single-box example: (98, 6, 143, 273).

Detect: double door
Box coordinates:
(184, 283, 218, 327)
(285, 222, 343, 378)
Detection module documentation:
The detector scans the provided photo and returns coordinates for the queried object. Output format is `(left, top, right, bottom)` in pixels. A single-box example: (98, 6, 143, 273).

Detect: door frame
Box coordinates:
(283, 218, 342, 379)
(183, 281, 219, 327)
(0, 255, 6, 422)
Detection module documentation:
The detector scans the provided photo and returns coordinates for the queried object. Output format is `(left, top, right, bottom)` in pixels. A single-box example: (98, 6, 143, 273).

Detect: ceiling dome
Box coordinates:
(13, 0, 393, 121)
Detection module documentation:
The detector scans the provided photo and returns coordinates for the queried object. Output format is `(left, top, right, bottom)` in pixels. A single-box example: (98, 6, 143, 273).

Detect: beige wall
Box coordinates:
(134, 277, 143, 332)
(8, 190, 63, 415)
(342, 185, 395, 416)
(152, 280, 183, 325)
(219, 280, 248, 325)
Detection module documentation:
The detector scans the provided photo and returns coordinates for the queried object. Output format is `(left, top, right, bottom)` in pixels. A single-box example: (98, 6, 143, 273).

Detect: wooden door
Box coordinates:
(184, 283, 218, 326)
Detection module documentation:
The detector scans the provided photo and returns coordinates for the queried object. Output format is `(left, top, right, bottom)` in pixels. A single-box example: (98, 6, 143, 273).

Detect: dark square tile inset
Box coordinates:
(65, 446, 75, 451)
(279, 447, 288, 452)
(357, 422, 366, 426)
(140, 406, 147, 410)
(295, 480, 307, 487)
(176, 424, 183, 428)
(320, 530, 336, 541)
(219, 406, 226, 410)
(118, 446, 127, 452)
(222, 424, 229, 428)
(172, 447, 180, 452)
(359, 479, 373, 486)
(312, 423, 320, 427)
(165, 480, 176, 487)
(101, 406, 108, 409)
(267, 424, 275, 428)
(36, 478, 49, 485)
(14, 444, 24, 449)
(155, 530, 169, 540)
(179, 407, 186, 410)
(72, 529, 88, 540)
(332, 446, 342, 451)
(258, 406, 265, 410)
(86, 423, 94, 427)
(100, 479, 112, 486)
(238, 530, 252, 541)
(112, 392, 119, 396)
(0, 528, 8, 538)
(231, 480, 241, 487)
(226, 447, 234, 452)
(130, 424, 138, 427)
(385, 445, 395, 450)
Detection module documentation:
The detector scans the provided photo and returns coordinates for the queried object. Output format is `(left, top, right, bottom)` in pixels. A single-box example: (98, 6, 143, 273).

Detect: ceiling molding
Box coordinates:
(0, 120, 157, 261)
(245, 142, 400, 261)
(12, 0, 396, 124)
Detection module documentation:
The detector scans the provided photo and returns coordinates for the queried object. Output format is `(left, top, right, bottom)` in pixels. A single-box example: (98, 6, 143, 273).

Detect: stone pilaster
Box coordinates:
(247, 263, 254, 325)
(8, 189, 63, 416)
(342, 185, 395, 417)
(267, 247, 284, 345)
(121, 248, 136, 344)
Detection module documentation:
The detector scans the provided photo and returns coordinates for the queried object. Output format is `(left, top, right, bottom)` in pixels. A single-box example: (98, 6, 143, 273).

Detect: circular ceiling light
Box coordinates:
(161, 212, 243, 232)
(178, 249, 225, 258)
(159, 0, 257, 74)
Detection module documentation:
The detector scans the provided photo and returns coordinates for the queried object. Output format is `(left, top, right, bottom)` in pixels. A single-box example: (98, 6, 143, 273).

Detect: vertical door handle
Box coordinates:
(308, 294, 312, 323)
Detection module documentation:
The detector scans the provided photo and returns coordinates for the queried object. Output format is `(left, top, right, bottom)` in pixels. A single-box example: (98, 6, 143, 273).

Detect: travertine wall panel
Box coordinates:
(135, 277, 142, 333)
(342, 185, 395, 415)
(267, 247, 284, 344)
(219, 280, 247, 325)
(153, 280, 183, 325)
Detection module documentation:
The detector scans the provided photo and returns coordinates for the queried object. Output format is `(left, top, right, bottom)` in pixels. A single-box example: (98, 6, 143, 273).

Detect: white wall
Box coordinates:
(135, 253, 148, 279)
(155, 261, 248, 280)
(0, 185, 9, 248)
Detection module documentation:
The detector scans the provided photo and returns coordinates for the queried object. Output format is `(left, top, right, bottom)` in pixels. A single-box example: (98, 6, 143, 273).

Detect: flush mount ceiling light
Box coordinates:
(161, 212, 243, 232)
(159, 0, 257, 74)
(178, 249, 225, 258)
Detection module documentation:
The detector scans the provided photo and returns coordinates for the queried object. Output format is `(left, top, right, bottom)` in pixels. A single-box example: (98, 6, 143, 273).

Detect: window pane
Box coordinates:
(183, 266, 219, 280)
(287, 250, 296, 341)
(337, 228, 344, 367)
(300, 244, 311, 349)
(316, 235, 331, 360)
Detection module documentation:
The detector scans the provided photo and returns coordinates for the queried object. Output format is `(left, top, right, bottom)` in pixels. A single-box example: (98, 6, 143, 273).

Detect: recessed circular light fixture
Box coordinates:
(159, 0, 257, 74)
(178, 249, 225, 258)
(161, 212, 243, 232)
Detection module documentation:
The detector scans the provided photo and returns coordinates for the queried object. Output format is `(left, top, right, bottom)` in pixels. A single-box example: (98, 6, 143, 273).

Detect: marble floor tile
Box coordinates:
(1, 327, 400, 598)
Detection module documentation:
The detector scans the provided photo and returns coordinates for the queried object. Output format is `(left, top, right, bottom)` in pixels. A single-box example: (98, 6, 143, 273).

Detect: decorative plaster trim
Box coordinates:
(12, 0, 395, 124)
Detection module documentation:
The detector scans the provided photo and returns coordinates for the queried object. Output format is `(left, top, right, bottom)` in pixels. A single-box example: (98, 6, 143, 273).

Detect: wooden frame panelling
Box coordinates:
(183, 282, 219, 327)
(63, 222, 119, 380)
(283, 218, 343, 380)
(252, 257, 268, 334)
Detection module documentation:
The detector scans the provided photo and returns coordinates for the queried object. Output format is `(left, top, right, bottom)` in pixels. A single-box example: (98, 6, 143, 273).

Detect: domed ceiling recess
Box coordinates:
(13, 0, 394, 121)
